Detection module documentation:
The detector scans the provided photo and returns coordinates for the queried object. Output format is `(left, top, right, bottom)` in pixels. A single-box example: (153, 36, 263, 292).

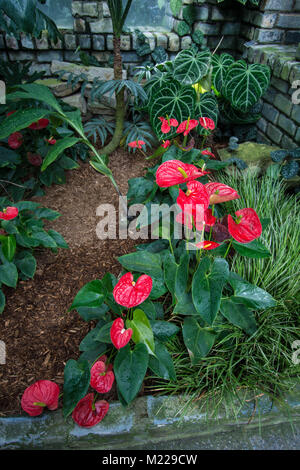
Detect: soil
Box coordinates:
(0, 148, 152, 416)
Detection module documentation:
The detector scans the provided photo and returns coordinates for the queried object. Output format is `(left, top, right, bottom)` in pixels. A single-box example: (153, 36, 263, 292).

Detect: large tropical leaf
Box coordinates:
(211, 53, 235, 93)
(194, 92, 219, 134)
(144, 72, 174, 103)
(173, 48, 211, 85)
(222, 60, 270, 112)
(149, 81, 196, 140)
(0, 108, 50, 140)
(218, 99, 261, 124)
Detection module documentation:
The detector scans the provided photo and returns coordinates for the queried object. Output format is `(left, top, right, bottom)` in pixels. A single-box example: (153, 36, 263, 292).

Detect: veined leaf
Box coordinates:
(173, 48, 211, 85)
(194, 92, 218, 134)
(182, 317, 216, 363)
(211, 53, 235, 93)
(41, 137, 81, 171)
(0, 108, 50, 140)
(220, 298, 257, 335)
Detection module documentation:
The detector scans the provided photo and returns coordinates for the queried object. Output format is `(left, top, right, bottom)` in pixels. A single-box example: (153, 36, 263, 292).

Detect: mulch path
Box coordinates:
(0, 148, 151, 416)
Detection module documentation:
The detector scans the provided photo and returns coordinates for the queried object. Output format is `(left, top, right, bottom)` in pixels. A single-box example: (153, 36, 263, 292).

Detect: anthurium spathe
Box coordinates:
(205, 182, 240, 205)
(29, 118, 50, 130)
(21, 380, 60, 417)
(199, 117, 215, 131)
(8, 132, 23, 149)
(161, 140, 171, 149)
(113, 272, 153, 308)
(0, 206, 19, 221)
(196, 241, 220, 250)
(159, 117, 178, 134)
(90, 356, 115, 394)
(177, 181, 210, 215)
(201, 149, 216, 159)
(110, 317, 133, 349)
(228, 208, 262, 244)
(128, 140, 146, 149)
(176, 119, 199, 136)
(72, 393, 109, 428)
(156, 160, 208, 188)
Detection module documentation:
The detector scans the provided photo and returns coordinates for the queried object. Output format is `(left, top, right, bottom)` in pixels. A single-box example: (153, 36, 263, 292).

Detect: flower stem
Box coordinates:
(224, 239, 232, 258)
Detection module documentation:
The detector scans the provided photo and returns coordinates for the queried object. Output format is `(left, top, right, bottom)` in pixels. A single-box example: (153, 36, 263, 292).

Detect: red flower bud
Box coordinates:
(128, 140, 146, 149)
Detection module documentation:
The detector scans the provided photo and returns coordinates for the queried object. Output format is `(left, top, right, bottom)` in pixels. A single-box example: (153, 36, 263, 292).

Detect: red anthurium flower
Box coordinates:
(47, 137, 57, 145)
(204, 208, 216, 227)
(201, 149, 216, 159)
(113, 272, 152, 308)
(177, 181, 210, 215)
(176, 205, 216, 232)
(29, 118, 49, 130)
(228, 208, 262, 244)
(205, 182, 240, 205)
(7, 111, 16, 117)
(176, 119, 199, 136)
(156, 160, 208, 188)
(110, 317, 133, 349)
(128, 140, 146, 149)
(159, 117, 178, 134)
(72, 393, 109, 428)
(8, 132, 23, 149)
(199, 117, 215, 131)
(196, 241, 220, 250)
(21, 380, 60, 417)
(90, 358, 114, 394)
(161, 140, 171, 149)
(27, 152, 43, 167)
(0, 206, 19, 221)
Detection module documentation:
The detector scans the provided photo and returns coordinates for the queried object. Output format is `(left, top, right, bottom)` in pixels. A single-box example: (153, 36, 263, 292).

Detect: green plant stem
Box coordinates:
(224, 239, 232, 258)
(209, 205, 215, 240)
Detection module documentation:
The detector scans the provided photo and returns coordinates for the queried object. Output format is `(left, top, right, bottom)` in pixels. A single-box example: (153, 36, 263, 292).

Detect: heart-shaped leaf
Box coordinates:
(127, 309, 155, 355)
(182, 317, 216, 363)
(63, 359, 90, 417)
(220, 298, 257, 335)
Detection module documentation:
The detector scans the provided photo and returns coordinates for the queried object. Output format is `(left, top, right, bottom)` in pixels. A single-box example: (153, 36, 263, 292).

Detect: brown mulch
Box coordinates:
(0, 148, 151, 416)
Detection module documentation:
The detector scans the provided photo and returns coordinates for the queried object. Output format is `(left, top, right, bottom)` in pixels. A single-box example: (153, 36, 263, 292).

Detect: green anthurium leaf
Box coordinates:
(1, 235, 16, 262)
(41, 137, 81, 172)
(70, 280, 106, 310)
(127, 309, 155, 355)
(95, 321, 113, 344)
(173, 48, 211, 85)
(211, 53, 235, 93)
(228, 273, 277, 310)
(114, 343, 149, 405)
(192, 257, 229, 325)
(0, 148, 21, 167)
(150, 320, 180, 343)
(149, 81, 196, 141)
(232, 239, 271, 258)
(182, 316, 216, 363)
(163, 252, 177, 298)
(79, 320, 106, 352)
(118, 251, 163, 279)
(63, 359, 90, 417)
(76, 304, 110, 322)
(220, 298, 257, 335)
(173, 292, 198, 316)
(222, 60, 270, 112)
(30, 228, 57, 248)
(127, 177, 154, 205)
(47, 229, 69, 249)
(14, 252, 36, 278)
(79, 343, 108, 367)
(149, 341, 176, 380)
(0, 262, 18, 288)
(138, 299, 157, 320)
(0, 289, 5, 313)
(175, 251, 189, 301)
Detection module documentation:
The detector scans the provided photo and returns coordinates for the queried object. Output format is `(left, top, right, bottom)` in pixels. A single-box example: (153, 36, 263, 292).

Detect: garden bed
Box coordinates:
(0, 148, 149, 416)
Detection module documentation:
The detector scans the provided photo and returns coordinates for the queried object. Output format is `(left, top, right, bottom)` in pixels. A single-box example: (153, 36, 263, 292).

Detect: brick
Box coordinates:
(64, 34, 77, 50)
(92, 35, 105, 51)
(36, 33, 49, 50)
(37, 51, 63, 63)
(51, 38, 63, 50)
(262, 103, 279, 123)
(262, 0, 294, 10)
(295, 0, 300, 11)
(72, 1, 82, 16)
(154, 33, 168, 49)
(29, 63, 51, 76)
(266, 123, 283, 144)
(282, 134, 298, 149)
(289, 65, 300, 84)
(285, 31, 300, 44)
(106, 35, 113, 51)
(194, 6, 209, 21)
(181, 36, 192, 49)
(102, 2, 110, 17)
(82, 2, 98, 17)
(291, 105, 300, 125)
(295, 128, 300, 144)
(5, 36, 19, 50)
(263, 86, 277, 104)
(257, 131, 272, 145)
(278, 114, 297, 137)
(257, 117, 268, 133)
(274, 93, 293, 115)
(254, 29, 284, 43)
(221, 23, 240, 36)
(194, 22, 220, 36)
(63, 51, 81, 62)
(74, 18, 86, 33)
(8, 51, 35, 61)
(211, 7, 235, 21)
(277, 14, 300, 29)
(253, 13, 277, 28)
(90, 19, 113, 33)
(79, 35, 91, 50)
(167, 33, 180, 52)
(143, 33, 156, 51)
(0, 35, 4, 49)
(21, 35, 34, 49)
(271, 77, 289, 94)
(121, 51, 140, 63)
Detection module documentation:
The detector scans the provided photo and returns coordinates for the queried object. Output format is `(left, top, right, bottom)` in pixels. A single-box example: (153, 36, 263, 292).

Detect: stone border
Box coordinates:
(1, 386, 299, 449)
